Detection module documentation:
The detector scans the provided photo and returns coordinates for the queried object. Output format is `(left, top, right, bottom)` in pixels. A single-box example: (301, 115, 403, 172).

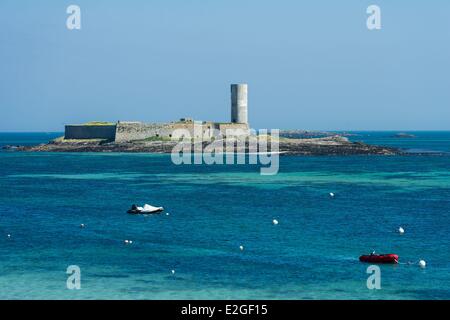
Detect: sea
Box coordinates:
(0, 131, 449, 299)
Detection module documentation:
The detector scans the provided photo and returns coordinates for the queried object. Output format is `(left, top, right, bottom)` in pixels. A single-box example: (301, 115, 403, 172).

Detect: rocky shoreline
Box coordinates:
(3, 135, 403, 156)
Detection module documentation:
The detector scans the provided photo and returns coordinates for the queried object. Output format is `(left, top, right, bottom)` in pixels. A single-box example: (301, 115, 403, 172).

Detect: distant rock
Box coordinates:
(2, 145, 20, 150)
(390, 133, 416, 138)
(279, 130, 334, 139)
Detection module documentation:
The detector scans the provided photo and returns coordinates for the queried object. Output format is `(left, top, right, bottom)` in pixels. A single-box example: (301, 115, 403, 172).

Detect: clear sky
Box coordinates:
(1, 0, 449, 131)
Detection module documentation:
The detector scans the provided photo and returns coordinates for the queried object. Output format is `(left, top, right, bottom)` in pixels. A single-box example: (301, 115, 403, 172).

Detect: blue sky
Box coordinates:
(0, 0, 449, 131)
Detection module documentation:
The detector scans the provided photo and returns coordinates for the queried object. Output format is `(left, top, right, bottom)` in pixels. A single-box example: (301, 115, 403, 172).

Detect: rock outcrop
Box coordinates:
(4, 135, 402, 156)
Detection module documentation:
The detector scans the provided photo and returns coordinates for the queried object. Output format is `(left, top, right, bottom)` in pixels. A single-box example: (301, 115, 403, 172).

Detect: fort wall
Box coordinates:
(64, 125, 117, 141)
(114, 122, 249, 142)
(114, 122, 199, 142)
(64, 122, 249, 142)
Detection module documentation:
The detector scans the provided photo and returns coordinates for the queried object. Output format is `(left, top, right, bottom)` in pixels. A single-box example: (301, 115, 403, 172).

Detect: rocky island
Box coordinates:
(6, 134, 401, 156)
(2, 84, 403, 156)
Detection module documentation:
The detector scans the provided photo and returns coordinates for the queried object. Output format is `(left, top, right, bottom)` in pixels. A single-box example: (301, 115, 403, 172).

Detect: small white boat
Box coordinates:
(127, 204, 164, 214)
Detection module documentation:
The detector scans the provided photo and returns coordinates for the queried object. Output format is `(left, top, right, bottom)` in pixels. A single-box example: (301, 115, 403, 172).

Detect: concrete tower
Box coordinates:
(231, 84, 248, 124)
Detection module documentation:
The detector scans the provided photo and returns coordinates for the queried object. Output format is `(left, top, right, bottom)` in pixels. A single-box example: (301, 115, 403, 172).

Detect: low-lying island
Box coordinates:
(5, 135, 402, 156)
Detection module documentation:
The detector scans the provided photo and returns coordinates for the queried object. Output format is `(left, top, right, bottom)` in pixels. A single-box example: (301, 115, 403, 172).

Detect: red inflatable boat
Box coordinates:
(359, 254, 399, 264)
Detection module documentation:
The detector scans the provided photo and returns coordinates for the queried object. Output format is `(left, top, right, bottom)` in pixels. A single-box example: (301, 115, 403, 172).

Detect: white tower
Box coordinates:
(231, 84, 248, 124)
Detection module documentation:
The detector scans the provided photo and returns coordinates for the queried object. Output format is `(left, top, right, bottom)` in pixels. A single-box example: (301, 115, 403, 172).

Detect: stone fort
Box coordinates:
(64, 84, 250, 142)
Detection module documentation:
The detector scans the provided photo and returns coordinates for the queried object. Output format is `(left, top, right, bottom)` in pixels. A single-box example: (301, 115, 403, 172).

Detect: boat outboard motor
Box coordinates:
(131, 204, 138, 211)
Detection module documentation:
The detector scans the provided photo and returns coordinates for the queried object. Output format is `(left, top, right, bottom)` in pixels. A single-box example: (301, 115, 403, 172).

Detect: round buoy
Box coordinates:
(239, 245, 244, 251)
(80, 224, 85, 228)
(7, 234, 11, 238)
(272, 219, 279, 225)
(398, 227, 404, 234)
(419, 260, 426, 268)
(124, 240, 130, 244)
(171, 269, 175, 274)
(166, 212, 170, 216)
(329, 192, 335, 198)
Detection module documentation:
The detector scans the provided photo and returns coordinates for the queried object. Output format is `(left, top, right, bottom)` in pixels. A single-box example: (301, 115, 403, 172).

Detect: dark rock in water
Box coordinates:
(278, 136, 401, 156)
(390, 133, 416, 138)
(280, 130, 362, 139)
(2, 145, 19, 150)
(14, 135, 403, 156)
(280, 130, 333, 139)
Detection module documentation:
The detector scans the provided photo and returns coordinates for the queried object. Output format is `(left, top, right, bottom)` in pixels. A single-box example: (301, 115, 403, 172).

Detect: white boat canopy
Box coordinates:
(138, 204, 164, 213)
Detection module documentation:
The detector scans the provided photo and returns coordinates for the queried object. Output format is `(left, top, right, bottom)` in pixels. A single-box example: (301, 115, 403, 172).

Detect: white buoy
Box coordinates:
(419, 260, 426, 268)
(329, 192, 335, 198)
(239, 245, 244, 251)
(80, 224, 85, 228)
(124, 240, 130, 244)
(166, 212, 170, 216)
(7, 234, 11, 238)
(398, 227, 405, 234)
(171, 269, 175, 274)
(272, 219, 279, 225)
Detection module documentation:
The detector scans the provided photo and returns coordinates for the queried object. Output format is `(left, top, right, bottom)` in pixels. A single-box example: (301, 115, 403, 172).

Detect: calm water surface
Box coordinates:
(0, 132, 449, 299)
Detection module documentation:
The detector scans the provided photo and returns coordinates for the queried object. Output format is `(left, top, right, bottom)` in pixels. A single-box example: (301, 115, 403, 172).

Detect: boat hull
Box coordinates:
(127, 208, 164, 215)
(359, 254, 399, 264)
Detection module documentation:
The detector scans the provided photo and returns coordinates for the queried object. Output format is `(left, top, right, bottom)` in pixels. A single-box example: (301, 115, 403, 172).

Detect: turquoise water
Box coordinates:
(0, 132, 449, 299)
